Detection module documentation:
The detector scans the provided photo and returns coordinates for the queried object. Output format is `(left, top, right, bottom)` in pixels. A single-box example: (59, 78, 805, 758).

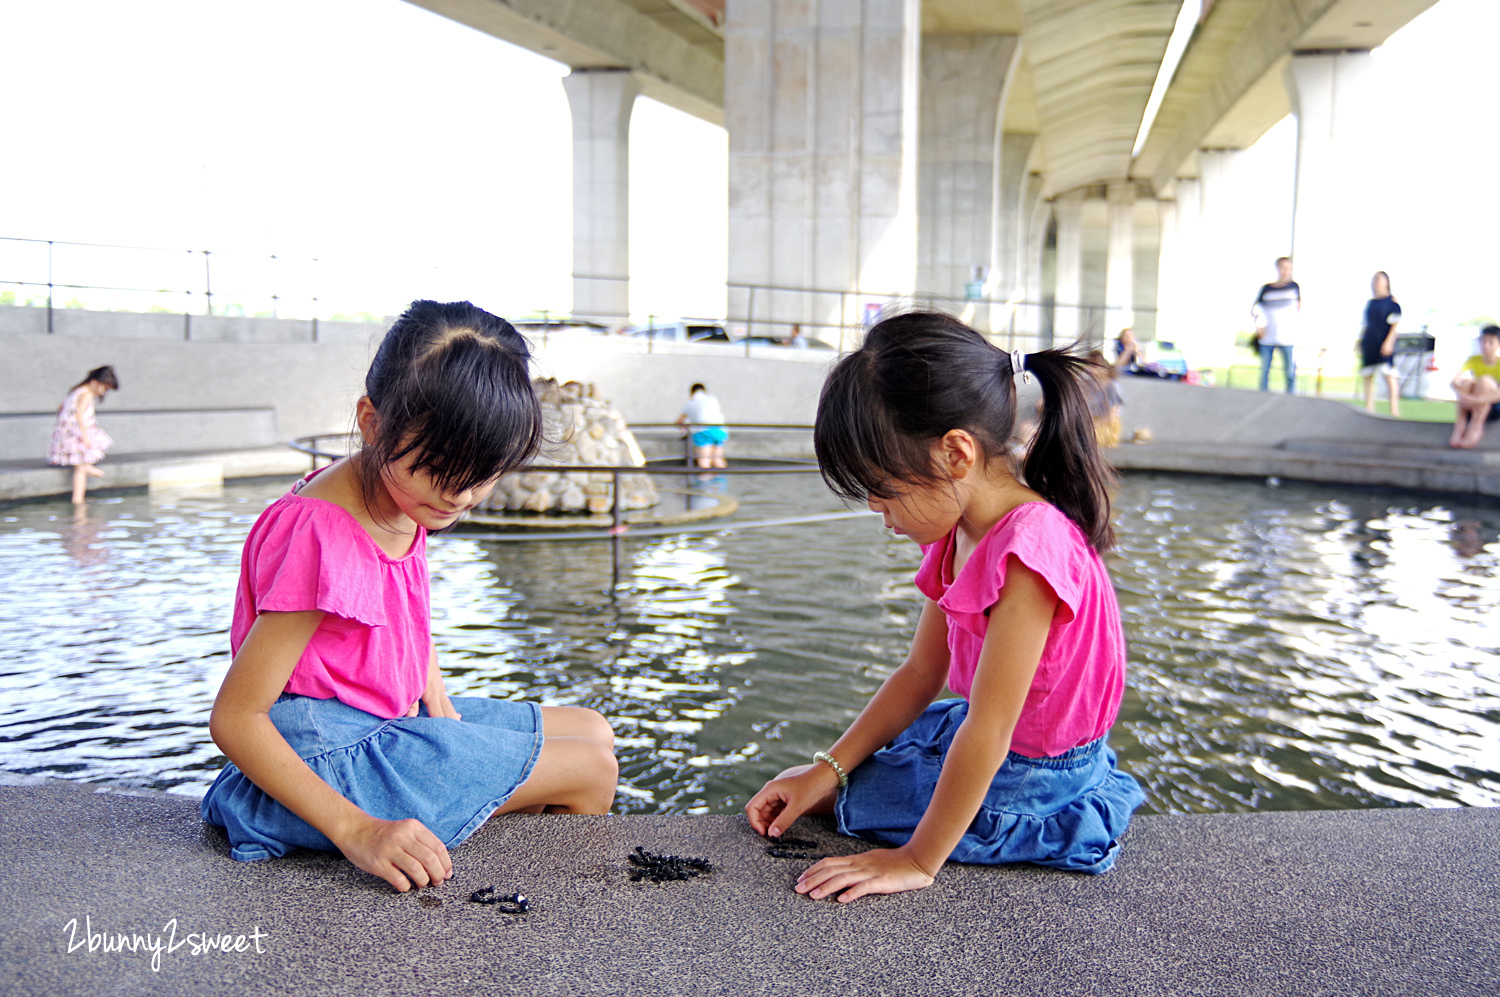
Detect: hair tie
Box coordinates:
(1011, 349, 1032, 385)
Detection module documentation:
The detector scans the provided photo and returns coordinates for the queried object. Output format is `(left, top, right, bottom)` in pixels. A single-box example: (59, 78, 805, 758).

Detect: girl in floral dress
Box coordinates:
(48, 366, 119, 504)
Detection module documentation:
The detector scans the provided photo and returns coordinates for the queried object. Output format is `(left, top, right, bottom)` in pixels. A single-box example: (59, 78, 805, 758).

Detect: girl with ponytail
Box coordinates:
(746, 312, 1144, 901)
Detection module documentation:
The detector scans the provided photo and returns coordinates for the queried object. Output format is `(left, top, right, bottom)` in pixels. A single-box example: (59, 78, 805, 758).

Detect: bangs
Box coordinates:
(813, 353, 945, 502)
(379, 332, 542, 493)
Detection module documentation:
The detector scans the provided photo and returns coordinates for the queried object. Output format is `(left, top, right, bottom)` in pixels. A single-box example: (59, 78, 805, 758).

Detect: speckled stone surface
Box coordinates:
(2, 778, 1497, 997)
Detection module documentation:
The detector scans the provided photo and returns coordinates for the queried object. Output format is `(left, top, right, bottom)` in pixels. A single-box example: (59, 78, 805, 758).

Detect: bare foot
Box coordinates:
(85, 465, 104, 478)
(1462, 425, 1486, 449)
(1450, 424, 1468, 448)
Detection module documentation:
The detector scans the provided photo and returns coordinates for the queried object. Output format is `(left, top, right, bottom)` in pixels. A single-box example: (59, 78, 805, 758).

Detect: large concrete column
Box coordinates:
(916, 34, 1019, 314)
(991, 132, 1037, 333)
(1156, 177, 1206, 356)
(562, 69, 638, 328)
(1052, 190, 1085, 344)
(1021, 192, 1050, 347)
(1105, 183, 1135, 339)
(1287, 50, 1378, 357)
(725, 0, 920, 342)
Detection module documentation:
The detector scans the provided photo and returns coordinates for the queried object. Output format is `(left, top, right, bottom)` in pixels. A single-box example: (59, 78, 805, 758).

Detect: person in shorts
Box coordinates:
(1359, 271, 1402, 417)
(676, 383, 729, 468)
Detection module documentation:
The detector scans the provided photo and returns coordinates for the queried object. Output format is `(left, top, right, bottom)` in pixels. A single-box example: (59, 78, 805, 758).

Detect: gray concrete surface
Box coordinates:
(1, 775, 1495, 997)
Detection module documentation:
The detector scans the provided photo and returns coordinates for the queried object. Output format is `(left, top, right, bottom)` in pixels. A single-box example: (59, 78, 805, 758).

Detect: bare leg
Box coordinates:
(1462, 404, 1491, 448)
(707, 444, 726, 469)
(1363, 373, 1376, 413)
(1386, 372, 1401, 418)
(71, 465, 89, 505)
(1451, 405, 1473, 448)
(494, 706, 617, 815)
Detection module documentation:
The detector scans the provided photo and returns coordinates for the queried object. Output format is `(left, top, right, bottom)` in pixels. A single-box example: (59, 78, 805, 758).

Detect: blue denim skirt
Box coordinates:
(201, 693, 543, 862)
(835, 699, 1145, 874)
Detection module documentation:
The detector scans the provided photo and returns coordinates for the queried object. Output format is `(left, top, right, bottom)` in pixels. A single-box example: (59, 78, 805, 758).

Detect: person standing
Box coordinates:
(675, 383, 728, 469)
(1358, 271, 1403, 417)
(1252, 257, 1301, 393)
(48, 365, 119, 505)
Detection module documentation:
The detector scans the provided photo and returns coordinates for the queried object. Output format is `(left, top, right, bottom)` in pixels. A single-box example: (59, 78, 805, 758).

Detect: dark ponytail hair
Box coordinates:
(71, 365, 119, 395)
(814, 311, 1116, 551)
(356, 300, 542, 513)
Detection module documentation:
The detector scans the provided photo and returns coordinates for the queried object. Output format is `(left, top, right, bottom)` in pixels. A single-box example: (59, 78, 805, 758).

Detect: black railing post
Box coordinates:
(202, 249, 213, 317)
(610, 468, 623, 591)
(46, 240, 54, 333)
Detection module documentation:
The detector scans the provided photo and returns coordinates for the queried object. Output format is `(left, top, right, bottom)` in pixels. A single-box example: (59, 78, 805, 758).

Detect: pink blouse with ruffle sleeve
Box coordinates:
(230, 480, 430, 720)
(914, 501, 1127, 758)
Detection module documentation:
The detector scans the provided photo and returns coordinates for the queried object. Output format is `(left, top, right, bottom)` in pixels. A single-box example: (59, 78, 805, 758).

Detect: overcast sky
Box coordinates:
(0, 0, 1495, 327)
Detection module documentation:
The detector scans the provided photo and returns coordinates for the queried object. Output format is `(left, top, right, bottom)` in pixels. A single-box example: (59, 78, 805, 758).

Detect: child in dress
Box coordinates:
(48, 365, 119, 504)
(202, 301, 617, 892)
(746, 312, 1145, 902)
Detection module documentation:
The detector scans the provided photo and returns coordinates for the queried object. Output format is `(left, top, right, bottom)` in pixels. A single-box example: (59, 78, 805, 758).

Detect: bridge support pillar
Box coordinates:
(1105, 183, 1136, 340)
(1287, 50, 1377, 357)
(725, 0, 920, 344)
(992, 133, 1038, 339)
(916, 34, 1019, 326)
(563, 68, 638, 329)
(1052, 190, 1085, 344)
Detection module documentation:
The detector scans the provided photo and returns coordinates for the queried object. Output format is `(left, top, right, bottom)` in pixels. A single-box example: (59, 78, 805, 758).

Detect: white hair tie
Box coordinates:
(1012, 349, 1031, 384)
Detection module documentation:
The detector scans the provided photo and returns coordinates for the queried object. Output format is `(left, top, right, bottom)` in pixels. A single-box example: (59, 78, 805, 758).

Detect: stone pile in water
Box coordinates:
(488, 378, 659, 515)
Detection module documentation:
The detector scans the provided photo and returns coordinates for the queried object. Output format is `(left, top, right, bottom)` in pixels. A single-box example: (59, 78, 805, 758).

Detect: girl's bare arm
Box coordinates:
(796, 557, 1055, 901)
(209, 610, 452, 891)
(746, 598, 951, 837)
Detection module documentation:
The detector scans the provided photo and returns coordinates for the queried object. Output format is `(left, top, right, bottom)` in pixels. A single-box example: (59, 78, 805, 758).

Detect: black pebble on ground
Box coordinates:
(627, 846, 715, 882)
(763, 836, 827, 861)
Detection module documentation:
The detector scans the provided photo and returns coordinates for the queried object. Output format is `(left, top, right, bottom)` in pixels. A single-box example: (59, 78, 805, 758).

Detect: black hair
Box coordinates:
(814, 312, 1116, 551)
(1373, 271, 1392, 294)
(690, 383, 706, 394)
(355, 300, 541, 513)
(1481, 325, 1500, 341)
(71, 365, 119, 395)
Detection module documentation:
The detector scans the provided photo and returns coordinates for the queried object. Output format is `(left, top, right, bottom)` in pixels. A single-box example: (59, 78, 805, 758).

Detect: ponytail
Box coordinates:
(1019, 349, 1116, 551)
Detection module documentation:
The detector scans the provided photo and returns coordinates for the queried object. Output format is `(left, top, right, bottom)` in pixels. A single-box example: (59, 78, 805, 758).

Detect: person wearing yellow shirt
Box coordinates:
(1450, 325, 1500, 449)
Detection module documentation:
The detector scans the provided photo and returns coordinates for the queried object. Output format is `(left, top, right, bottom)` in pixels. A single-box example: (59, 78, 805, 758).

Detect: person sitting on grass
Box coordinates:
(1450, 325, 1500, 450)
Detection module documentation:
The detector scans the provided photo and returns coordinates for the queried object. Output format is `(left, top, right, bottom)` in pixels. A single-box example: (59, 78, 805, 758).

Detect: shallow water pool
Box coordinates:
(1, 470, 1497, 815)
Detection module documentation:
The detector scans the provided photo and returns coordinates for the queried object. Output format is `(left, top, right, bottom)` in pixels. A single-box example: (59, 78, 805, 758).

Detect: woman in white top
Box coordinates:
(675, 383, 728, 469)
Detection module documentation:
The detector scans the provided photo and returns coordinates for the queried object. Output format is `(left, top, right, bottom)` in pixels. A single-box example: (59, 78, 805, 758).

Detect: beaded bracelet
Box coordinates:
(813, 750, 848, 789)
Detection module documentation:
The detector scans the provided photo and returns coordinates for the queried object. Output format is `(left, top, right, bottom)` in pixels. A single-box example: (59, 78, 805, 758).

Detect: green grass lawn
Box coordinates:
(1205, 363, 1455, 424)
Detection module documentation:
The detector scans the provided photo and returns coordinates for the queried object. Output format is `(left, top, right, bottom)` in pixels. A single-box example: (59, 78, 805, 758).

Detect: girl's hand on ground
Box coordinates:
(335, 816, 453, 893)
(795, 846, 935, 903)
(745, 764, 838, 838)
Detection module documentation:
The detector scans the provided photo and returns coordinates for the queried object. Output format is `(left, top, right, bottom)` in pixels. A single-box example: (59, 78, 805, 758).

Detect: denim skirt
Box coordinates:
(835, 698, 1145, 874)
(201, 693, 543, 862)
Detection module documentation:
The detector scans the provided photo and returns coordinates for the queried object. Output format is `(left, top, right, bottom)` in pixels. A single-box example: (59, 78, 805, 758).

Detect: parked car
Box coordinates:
(625, 320, 730, 344)
(736, 335, 835, 350)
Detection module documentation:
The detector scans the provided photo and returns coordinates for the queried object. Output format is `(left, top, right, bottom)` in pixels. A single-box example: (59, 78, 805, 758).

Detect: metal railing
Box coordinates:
(287, 425, 872, 589)
(0, 235, 328, 327)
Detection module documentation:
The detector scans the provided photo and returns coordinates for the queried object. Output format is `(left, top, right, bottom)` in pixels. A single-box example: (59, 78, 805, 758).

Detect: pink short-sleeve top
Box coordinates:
(914, 502, 1127, 758)
(230, 478, 430, 719)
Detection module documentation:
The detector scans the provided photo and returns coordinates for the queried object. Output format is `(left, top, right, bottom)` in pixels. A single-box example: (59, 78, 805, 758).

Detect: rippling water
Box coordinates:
(1, 470, 1497, 815)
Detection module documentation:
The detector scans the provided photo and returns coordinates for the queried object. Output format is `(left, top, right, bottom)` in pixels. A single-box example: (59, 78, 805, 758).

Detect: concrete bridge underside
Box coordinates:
(404, 0, 1440, 355)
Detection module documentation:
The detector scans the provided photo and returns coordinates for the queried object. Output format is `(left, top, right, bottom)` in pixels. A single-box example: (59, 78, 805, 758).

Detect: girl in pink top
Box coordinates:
(747, 312, 1144, 901)
(201, 301, 617, 893)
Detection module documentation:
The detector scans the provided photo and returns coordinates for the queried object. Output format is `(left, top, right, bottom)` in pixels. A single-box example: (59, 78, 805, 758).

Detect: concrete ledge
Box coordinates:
(0, 408, 278, 461)
(1109, 441, 1500, 497)
(1, 778, 1496, 996)
(0, 446, 307, 503)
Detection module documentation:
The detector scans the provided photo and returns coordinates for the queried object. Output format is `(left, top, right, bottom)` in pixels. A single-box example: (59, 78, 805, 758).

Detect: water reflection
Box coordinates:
(0, 471, 1497, 818)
